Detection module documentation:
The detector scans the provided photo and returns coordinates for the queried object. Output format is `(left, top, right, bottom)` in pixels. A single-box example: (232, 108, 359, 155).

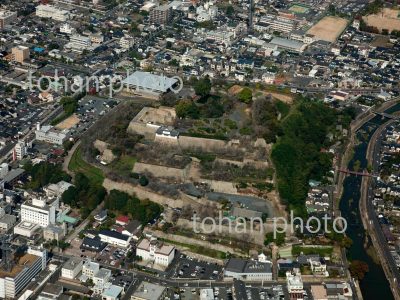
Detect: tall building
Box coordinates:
(21, 197, 59, 227)
(14, 141, 27, 160)
(0, 247, 47, 299)
(149, 5, 172, 25)
(11, 46, 30, 64)
(0, 10, 16, 30)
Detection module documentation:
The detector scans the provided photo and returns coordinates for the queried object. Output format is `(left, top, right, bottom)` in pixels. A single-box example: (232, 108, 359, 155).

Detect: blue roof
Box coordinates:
(33, 47, 45, 53)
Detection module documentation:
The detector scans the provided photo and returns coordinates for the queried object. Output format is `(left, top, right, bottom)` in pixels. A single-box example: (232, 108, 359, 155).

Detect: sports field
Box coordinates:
(307, 16, 348, 43)
(289, 4, 310, 14)
(55, 114, 80, 130)
(363, 8, 400, 32)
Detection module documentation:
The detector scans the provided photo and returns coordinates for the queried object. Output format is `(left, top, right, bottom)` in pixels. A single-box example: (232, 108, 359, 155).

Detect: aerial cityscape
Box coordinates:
(0, 0, 400, 299)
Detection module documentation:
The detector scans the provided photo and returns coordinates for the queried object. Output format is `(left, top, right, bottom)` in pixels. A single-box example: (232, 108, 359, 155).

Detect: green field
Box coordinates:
(160, 238, 227, 259)
(69, 147, 105, 186)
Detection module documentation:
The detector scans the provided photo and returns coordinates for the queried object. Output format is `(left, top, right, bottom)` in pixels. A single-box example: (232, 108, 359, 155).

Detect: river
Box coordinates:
(339, 104, 400, 300)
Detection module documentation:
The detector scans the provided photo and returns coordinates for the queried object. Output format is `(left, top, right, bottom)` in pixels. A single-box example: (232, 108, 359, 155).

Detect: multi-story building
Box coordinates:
(286, 269, 305, 300)
(149, 5, 172, 25)
(131, 282, 166, 300)
(14, 141, 28, 160)
(61, 257, 83, 280)
(0, 247, 47, 299)
(0, 10, 16, 30)
(120, 36, 135, 50)
(0, 163, 8, 179)
(136, 239, 175, 266)
(21, 197, 58, 227)
(35, 124, 69, 145)
(36, 5, 70, 22)
(82, 260, 100, 279)
(11, 46, 30, 63)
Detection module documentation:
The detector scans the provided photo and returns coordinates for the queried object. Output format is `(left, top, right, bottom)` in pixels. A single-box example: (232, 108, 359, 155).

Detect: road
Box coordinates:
(362, 118, 400, 300)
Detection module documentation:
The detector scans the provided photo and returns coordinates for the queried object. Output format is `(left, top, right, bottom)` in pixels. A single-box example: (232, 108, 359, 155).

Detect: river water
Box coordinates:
(339, 104, 400, 300)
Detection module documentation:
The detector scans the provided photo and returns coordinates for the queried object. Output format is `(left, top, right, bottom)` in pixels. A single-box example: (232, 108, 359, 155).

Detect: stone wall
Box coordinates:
(133, 162, 189, 182)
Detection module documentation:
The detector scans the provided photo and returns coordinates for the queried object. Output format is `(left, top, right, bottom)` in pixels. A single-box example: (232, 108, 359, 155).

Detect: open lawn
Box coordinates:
(69, 147, 104, 186)
(109, 155, 137, 176)
(307, 16, 348, 43)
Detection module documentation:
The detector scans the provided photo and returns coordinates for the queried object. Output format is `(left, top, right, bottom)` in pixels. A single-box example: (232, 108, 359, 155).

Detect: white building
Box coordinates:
(98, 230, 131, 248)
(36, 5, 70, 22)
(14, 141, 28, 160)
(14, 221, 41, 238)
(136, 238, 175, 267)
(82, 260, 100, 279)
(224, 258, 273, 281)
(60, 23, 75, 35)
(0, 10, 17, 30)
(35, 124, 69, 145)
(286, 268, 305, 300)
(120, 36, 135, 50)
(21, 197, 59, 227)
(61, 257, 83, 280)
(0, 247, 47, 299)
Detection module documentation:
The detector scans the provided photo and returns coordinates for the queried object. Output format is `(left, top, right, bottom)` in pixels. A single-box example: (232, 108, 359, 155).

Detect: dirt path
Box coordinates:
(63, 140, 81, 177)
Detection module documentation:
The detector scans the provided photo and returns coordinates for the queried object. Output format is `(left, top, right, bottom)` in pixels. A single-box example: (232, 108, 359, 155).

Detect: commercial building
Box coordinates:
(0, 214, 16, 230)
(36, 5, 70, 22)
(43, 224, 66, 241)
(35, 124, 70, 145)
(149, 5, 172, 25)
(131, 281, 166, 300)
(0, 163, 8, 179)
(0, 248, 47, 299)
(0, 10, 16, 30)
(61, 257, 83, 280)
(11, 46, 30, 63)
(21, 197, 59, 227)
(82, 260, 100, 280)
(120, 36, 135, 50)
(224, 258, 273, 281)
(136, 238, 175, 266)
(102, 285, 123, 300)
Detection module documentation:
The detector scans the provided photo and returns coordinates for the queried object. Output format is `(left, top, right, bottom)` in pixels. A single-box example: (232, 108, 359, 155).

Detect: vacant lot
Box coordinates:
(307, 16, 348, 43)
(55, 114, 80, 130)
(363, 8, 400, 32)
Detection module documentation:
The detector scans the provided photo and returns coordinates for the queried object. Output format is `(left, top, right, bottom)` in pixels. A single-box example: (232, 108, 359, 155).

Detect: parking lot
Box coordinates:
(171, 254, 223, 280)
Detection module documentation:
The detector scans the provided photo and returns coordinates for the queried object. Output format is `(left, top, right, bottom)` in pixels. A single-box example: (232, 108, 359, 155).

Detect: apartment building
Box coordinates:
(149, 5, 172, 25)
(11, 46, 30, 63)
(0, 10, 16, 30)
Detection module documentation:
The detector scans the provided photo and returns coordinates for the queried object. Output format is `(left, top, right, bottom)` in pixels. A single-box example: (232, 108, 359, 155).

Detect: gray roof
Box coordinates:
(270, 37, 305, 51)
(122, 71, 178, 93)
(225, 258, 272, 274)
(63, 257, 83, 271)
(133, 281, 166, 300)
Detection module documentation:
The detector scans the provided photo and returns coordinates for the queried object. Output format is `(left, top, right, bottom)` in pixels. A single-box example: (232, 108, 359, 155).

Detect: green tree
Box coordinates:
(194, 77, 212, 98)
(175, 100, 199, 119)
(139, 175, 149, 186)
(238, 87, 253, 103)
